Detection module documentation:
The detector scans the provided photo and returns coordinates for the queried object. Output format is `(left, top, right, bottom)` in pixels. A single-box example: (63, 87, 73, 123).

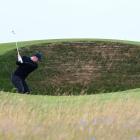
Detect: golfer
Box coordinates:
(11, 53, 42, 94)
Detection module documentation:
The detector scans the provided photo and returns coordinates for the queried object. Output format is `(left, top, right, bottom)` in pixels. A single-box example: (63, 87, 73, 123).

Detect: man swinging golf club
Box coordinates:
(11, 49, 42, 94)
(11, 30, 42, 93)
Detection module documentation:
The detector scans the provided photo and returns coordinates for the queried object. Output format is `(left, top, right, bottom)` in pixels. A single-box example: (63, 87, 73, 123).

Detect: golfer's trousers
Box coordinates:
(11, 74, 30, 93)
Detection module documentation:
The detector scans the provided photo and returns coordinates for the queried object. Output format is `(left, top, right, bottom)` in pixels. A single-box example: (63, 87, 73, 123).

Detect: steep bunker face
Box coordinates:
(1, 41, 140, 95)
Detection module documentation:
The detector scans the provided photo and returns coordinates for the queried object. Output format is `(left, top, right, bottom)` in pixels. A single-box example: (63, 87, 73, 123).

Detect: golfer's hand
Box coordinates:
(17, 53, 23, 63)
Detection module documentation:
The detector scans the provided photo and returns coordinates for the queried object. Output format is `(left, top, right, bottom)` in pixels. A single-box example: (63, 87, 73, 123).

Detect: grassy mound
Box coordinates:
(1, 39, 140, 95)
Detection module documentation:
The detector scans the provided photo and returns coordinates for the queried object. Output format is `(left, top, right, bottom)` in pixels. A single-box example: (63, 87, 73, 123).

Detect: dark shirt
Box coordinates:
(14, 56, 38, 79)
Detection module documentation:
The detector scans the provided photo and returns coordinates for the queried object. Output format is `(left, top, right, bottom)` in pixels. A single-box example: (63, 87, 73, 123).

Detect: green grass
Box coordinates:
(1, 39, 140, 139)
(1, 38, 140, 94)
(1, 38, 140, 55)
(0, 89, 140, 140)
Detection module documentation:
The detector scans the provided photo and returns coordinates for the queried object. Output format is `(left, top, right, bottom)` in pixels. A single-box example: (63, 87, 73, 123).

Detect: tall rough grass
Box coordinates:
(0, 89, 140, 140)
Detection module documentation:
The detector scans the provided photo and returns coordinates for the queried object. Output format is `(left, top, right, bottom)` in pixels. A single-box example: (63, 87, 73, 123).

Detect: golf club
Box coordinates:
(11, 30, 23, 63)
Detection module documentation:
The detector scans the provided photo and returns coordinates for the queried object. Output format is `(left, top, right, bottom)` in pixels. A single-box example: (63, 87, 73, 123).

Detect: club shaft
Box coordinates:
(16, 42, 18, 51)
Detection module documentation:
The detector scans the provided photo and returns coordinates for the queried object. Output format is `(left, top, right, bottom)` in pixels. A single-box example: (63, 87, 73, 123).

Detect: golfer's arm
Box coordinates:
(17, 59, 36, 67)
(16, 56, 36, 67)
(16, 56, 24, 65)
(23, 62, 37, 67)
(16, 56, 27, 65)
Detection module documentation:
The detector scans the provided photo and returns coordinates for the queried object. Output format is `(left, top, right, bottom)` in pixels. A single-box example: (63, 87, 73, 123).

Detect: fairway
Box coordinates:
(0, 89, 140, 140)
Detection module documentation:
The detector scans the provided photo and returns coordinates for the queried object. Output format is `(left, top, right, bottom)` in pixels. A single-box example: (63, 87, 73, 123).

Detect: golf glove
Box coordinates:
(18, 53, 23, 63)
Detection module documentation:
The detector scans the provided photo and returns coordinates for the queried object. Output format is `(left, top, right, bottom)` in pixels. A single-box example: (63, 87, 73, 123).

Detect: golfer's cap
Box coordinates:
(34, 52, 42, 61)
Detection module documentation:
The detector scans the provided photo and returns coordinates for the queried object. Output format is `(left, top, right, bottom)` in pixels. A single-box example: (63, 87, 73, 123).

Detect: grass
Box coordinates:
(1, 39, 140, 139)
(1, 38, 140, 55)
(0, 89, 140, 140)
(1, 38, 140, 94)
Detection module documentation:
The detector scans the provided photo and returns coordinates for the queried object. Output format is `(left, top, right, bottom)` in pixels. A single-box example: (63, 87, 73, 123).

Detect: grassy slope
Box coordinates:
(0, 89, 140, 140)
(1, 38, 140, 94)
(1, 38, 140, 54)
